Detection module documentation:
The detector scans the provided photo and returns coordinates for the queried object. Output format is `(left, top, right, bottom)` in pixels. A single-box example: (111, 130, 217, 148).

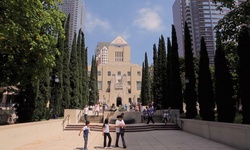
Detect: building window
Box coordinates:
(98, 71, 101, 76)
(106, 81, 111, 92)
(107, 71, 111, 76)
(115, 51, 124, 62)
(127, 81, 131, 85)
(136, 81, 141, 90)
(127, 71, 131, 76)
(129, 98, 132, 103)
(137, 71, 141, 76)
(117, 71, 121, 76)
(128, 89, 131, 93)
(98, 81, 102, 90)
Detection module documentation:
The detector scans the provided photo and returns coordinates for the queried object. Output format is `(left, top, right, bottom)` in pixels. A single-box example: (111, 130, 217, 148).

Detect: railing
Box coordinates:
(62, 115, 70, 131)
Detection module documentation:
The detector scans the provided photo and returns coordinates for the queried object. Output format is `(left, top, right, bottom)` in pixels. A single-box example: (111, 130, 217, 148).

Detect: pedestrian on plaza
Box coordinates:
(83, 105, 89, 121)
(147, 105, 154, 124)
(124, 104, 128, 111)
(163, 111, 168, 125)
(142, 108, 147, 121)
(102, 118, 113, 149)
(166, 107, 172, 123)
(138, 102, 142, 112)
(115, 115, 127, 149)
(95, 102, 100, 116)
(79, 121, 91, 150)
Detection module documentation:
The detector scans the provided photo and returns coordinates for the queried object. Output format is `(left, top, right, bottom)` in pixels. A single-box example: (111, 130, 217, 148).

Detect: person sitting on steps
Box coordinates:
(110, 103, 117, 112)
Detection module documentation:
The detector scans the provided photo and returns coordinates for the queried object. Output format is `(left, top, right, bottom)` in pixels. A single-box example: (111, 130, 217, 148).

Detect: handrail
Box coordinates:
(62, 114, 70, 131)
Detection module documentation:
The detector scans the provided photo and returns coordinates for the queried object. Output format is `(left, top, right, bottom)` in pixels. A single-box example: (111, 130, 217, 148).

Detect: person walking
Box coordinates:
(95, 102, 100, 116)
(78, 121, 91, 150)
(115, 115, 127, 149)
(83, 105, 89, 121)
(163, 111, 168, 125)
(147, 105, 154, 124)
(142, 108, 147, 121)
(166, 107, 172, 123)
(102, 118, 113, 149)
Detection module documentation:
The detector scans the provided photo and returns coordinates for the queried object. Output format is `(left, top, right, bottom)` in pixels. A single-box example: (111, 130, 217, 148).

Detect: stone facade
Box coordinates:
(91, 36, 142, 107)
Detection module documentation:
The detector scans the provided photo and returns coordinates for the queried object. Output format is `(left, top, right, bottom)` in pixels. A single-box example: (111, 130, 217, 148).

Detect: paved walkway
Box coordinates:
(16, 130, 241, 150)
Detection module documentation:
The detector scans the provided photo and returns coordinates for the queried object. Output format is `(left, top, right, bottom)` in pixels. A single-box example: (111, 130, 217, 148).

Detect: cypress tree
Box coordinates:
(89, 56, 98, 105)
(81, 31, 88, 106)
(156, 38, 163, 107)
(94, 57, 98, 103)
(140, 62, 145, 105)
(155, 35, 167, 109)
(77, 29, 83, 108)
(69, 32, 80, 108)
(152, 44, 158, 104)
(198, 37, 215, 121)
(170, 25, 183, 112)
(142, 52, 150, 105)
(184, 22, 197, 118)
(53, 24, 64, 116)
(166, 37, 172, 108)
(237, 26, 250, 124)
(215, 32, 236, 123)
(40, 70, 51, 120)
(62, 14, 71, 109)
(159, 35, 168, 109)
(32, 81, 43, 121)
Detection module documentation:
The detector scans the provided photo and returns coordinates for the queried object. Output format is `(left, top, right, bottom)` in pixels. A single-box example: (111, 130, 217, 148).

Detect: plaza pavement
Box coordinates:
(16, 126, 242, 150)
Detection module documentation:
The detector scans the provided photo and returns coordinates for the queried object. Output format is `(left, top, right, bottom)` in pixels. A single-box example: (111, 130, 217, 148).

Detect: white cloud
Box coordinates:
(85, 13, 111, 33)
(133, 7, 164, 32)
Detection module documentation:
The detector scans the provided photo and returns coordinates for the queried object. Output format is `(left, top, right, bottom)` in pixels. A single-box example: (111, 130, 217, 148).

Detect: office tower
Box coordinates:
(91, 36, 142, 107)
(59, 0, 85, 49)
(173, 0, 245, 65)
(95, 42, 110, 65)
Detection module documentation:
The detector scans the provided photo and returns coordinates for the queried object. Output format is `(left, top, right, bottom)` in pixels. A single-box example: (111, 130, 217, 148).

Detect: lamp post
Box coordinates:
(54, 75, 60, 119)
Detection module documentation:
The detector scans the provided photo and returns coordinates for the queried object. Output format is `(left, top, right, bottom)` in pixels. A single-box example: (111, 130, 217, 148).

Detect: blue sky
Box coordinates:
(84, 0, 175, 65)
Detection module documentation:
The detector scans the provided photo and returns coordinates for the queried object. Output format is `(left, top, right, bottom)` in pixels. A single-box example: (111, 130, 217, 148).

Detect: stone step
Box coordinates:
(64, 123, 180, 132)
(79, 115, 103, 123)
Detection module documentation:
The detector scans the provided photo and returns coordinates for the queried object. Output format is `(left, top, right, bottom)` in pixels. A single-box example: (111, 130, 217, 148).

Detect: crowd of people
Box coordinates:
(80, 101, 171, 149)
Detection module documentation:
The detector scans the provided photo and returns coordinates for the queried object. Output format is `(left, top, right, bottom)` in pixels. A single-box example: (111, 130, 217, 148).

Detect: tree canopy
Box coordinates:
(214, 1, 250, 41)
(0, 0, 65, 86)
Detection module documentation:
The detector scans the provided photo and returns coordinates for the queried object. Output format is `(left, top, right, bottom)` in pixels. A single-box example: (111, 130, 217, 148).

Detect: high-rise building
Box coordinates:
(95, 42, 110, 65)
(173, 0, 245, 65)
(59, 0, 85, 49)
(91, 36, 142, 107)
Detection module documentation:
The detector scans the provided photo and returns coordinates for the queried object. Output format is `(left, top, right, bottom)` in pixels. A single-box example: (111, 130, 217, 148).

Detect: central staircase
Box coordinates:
(64, 111, 181, 132)
(64, 123, 180, 132)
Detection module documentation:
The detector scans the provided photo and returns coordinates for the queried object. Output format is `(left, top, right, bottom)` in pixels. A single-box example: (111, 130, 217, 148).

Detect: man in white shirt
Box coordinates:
(83, 105, 89, 121)
(95, 103, 100, 116)
(115, 115, 127, 149)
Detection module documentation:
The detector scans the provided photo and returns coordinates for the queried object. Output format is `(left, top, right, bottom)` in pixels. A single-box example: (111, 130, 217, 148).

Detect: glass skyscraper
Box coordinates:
(173, 0, 245, 65)
(59, 0, 85, 49)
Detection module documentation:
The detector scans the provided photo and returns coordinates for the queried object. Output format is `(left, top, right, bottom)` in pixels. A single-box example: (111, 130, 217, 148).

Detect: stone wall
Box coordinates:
(181, 119, 250, 150)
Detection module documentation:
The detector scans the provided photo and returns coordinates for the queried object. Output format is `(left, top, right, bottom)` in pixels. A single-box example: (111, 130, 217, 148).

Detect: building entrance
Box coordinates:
(116, 97, 122, 107)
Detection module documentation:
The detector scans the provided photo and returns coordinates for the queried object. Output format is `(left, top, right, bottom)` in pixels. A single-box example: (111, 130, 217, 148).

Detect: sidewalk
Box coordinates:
(15, 130, 241, 150)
